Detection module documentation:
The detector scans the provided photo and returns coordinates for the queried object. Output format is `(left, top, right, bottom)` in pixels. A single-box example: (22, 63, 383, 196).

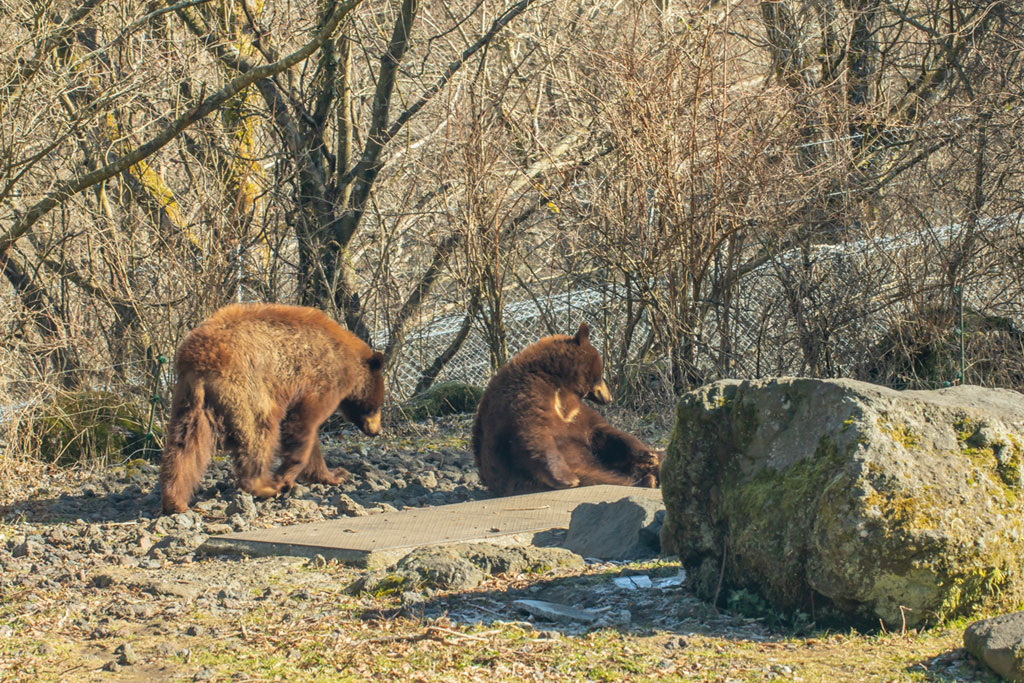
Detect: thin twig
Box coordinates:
(712, 537, 728, 611)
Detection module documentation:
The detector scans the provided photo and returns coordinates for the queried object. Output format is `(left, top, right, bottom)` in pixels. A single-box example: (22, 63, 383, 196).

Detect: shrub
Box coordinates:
(402, 382, 483, 420)
(30, 390, 160, 465)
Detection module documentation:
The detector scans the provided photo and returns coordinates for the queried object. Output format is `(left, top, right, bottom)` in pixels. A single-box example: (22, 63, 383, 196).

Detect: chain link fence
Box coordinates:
(384, 215, 1024, 399)
(3, 216, 1022, 412)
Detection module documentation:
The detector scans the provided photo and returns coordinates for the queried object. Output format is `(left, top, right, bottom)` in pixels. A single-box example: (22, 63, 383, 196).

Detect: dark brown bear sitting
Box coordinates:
(472, 323, 663, 496)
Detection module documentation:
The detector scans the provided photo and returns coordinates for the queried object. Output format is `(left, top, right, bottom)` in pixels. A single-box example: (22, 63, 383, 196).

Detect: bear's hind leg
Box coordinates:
(574, 465, 633, 486)
(522, 434, 582, 489)
(590, 422, 663, 487)
(160, 377, 215, 514)
(228, 407, 283, 498)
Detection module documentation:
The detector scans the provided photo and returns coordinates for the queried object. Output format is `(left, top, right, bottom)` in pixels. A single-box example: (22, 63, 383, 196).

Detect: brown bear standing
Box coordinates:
(159, 303, 386, 514)
(472, 323, 663, 496)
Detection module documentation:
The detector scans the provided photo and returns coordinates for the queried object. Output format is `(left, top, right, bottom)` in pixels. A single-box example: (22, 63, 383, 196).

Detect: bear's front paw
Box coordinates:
(553, 473, 581, 488)
(636, 449, 664, 465)
(321, 466, 351, 486)
(630, 451, 663, 487)
(633, 472, 658, 488)
(244, 476, 287, 499)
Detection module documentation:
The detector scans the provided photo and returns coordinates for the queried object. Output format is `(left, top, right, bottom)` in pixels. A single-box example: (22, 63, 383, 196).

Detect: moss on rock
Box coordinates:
(661, 378, 1024, 628)
(402, 382, 483, 420)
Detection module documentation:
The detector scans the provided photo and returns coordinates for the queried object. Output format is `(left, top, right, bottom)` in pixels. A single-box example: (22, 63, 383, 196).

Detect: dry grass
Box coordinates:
(0, 551, 993, 682)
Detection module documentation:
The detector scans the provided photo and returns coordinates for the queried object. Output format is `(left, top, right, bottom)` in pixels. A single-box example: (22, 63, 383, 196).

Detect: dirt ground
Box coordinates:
(0, 415, 1000, 682)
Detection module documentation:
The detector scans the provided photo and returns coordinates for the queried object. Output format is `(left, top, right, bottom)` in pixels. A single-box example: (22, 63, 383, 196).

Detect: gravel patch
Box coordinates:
(1, 416, 489, 584)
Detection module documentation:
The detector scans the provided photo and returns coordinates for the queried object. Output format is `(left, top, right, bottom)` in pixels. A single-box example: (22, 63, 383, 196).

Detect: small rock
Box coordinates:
(287, 498, 319, 515)
(258, 587, 283, 601)
(103, 661, 121, 672)
(395, 547, 486, 591)
(171, 513, 194, 530)
(129, 604, 157, 619)
(135, 532, 154, 555)
(145, 581, 200, 601)
(91, 539, 113, 556)
(594, 609, 632, 628)
(563, 496, 664, 561)
(12, 540, 43, 558)
(217, 582, 243, 600)
(415, 472, 438, 489)
(228, 514, 249, 531)
(664, 636, 689, 649)
(400, 590, 427, 618)
(46, 528, 67, 545)
(92, 573, 117, 588)
(513, 599, 601, 625)
(225, 493, 258, 521)
(964, 611, 1024, 681)
(115, 642, 139, 665)
(334, 494, 368, 517)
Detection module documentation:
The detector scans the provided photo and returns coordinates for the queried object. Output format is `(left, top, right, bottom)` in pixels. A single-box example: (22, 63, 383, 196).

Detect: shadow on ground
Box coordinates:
(906, 647, 999, 682)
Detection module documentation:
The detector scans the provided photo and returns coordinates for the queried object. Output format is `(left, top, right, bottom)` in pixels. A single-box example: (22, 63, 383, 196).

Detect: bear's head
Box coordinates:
(525, 323, 613, 404)
(569, 323, 613, 404)
(339, 350, 387, 436)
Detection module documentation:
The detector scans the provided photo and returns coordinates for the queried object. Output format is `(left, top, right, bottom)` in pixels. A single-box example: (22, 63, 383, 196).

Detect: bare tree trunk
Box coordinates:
(0, 252, 80, 386)
(413, 297, 479, 394)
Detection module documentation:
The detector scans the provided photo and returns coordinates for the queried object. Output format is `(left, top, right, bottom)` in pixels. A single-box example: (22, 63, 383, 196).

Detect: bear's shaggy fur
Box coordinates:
(159, 303, 386, 514)
(472, 323, 663, 496)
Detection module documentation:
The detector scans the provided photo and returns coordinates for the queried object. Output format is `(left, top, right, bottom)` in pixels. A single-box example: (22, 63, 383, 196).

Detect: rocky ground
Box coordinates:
(0, 412, 999, 681)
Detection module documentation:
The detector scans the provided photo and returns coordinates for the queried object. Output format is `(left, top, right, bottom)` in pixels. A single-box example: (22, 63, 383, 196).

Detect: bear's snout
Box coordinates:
(361, 411, 382, 436)
(587, 380, 612, 405)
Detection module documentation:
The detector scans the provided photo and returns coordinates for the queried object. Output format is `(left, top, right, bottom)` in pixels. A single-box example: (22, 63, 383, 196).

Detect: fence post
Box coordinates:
(955, 285, 966, 385)
(143, 354, 167, 459)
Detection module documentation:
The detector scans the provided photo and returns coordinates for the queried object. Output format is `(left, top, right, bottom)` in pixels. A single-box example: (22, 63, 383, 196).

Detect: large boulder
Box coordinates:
(660, 378, 1024, 628)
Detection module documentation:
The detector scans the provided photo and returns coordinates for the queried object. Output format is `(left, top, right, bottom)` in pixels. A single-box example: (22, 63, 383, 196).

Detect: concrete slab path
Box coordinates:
(200, 485, 663, 568)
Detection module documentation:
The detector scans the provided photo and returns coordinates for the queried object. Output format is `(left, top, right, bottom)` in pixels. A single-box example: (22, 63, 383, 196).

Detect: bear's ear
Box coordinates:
(367, 351, 386, 372)
(572, 322, 591, 345)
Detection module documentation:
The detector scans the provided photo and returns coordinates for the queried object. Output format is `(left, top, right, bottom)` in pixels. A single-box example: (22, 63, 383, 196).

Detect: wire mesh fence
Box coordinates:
(2, 216, 1023, 425)
(384, 215, 1024, 399)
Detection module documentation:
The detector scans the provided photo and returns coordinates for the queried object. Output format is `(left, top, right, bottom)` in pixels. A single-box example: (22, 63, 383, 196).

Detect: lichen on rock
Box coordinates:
(660, 378, 1024, 628)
